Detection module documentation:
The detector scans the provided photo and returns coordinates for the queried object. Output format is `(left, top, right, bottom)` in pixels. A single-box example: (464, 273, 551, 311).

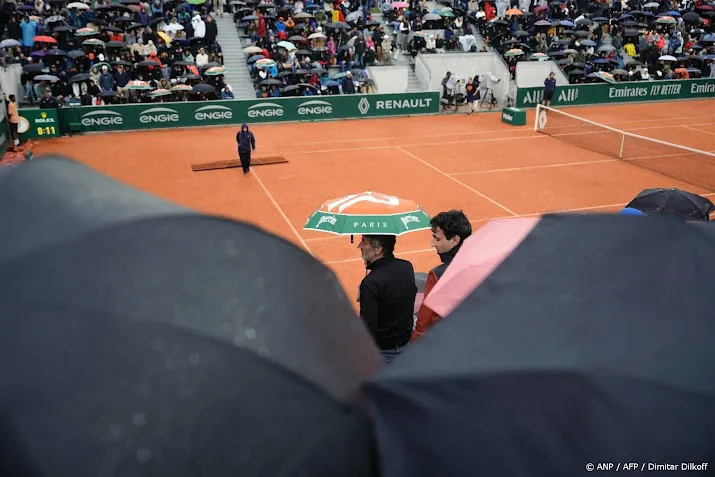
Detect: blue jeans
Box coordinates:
(380, 343, 407, 363)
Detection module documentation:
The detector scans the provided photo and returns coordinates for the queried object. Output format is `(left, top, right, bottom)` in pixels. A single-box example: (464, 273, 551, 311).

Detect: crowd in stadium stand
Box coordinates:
(1, 0, 229, 106)
(234, 2, 384, 96)
(374, 0, 715, 84)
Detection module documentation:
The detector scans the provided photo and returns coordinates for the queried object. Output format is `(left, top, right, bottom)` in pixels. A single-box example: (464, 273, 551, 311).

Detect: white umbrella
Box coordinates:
(0, 39, 21, 48)
(163, 23, 184, 32)
(346, 10, 361, 22)
(642, 1, 659, 7)
(308, 32, 327, 40)
(423, 12, 441, 21)
(243, 45, 263, 54)
(659, 54, 677, 61)
(67, 2, 90, 9)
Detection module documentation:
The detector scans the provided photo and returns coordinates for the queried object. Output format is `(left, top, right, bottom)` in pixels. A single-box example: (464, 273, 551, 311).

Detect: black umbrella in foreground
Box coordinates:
(365, 213, 715, 477)
(0, 158, 381, 477)
(626, 188, 714, 221)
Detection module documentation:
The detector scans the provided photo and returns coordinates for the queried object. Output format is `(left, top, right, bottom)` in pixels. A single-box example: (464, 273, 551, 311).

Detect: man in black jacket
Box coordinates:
(236, 122, 256, 175)
(358, 235, 417, 362)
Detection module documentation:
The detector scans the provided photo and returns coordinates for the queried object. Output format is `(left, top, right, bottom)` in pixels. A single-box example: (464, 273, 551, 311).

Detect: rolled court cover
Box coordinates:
(0, 157, 380, 477)
(191, 155, 288, 171)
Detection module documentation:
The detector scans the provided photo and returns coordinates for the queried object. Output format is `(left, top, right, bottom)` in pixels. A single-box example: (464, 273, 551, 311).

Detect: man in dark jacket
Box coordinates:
(412, 210, 471, 341)
(358, 234, 417, 362)
(236, 122, 256, 175)
(542, 72, 556, 107)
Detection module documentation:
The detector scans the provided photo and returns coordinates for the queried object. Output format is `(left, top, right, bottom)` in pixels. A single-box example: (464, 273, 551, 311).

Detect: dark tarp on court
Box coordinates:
(0, 157, 381, 477)
(365, 214, 715, 477)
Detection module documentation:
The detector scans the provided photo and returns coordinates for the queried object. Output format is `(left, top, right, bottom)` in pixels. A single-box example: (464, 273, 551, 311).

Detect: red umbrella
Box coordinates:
(34, 35, 57, 43)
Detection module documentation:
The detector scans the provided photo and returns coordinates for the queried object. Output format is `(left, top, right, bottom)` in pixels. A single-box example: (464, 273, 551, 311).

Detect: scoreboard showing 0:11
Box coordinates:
(16, 109, 60, 139)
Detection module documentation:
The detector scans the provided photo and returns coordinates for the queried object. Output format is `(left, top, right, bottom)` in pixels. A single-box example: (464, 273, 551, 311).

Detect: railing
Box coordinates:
(515, 78, 715, 108)
(18, 91, 440, 138)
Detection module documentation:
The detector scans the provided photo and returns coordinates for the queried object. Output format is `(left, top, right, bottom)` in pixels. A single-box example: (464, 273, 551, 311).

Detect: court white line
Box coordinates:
(449, 158, 619, 176)
(287, 134, 546, 156)
(252, 169, 314, 257)
(682, 125, 715, 136)
(395, 146, 519, 217)
(254, 115, 715, 148)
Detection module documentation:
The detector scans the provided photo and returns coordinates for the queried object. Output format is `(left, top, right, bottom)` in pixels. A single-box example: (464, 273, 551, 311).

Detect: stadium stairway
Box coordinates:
(215, 15, 256, 100)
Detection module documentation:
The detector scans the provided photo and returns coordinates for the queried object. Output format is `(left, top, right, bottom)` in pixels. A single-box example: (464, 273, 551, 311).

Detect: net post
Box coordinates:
(534, 104, 541, 132)
(619, 133, 626, 159)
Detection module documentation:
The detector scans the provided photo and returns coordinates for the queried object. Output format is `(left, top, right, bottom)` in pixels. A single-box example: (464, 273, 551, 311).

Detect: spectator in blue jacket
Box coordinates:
(20, 15, 37, 48)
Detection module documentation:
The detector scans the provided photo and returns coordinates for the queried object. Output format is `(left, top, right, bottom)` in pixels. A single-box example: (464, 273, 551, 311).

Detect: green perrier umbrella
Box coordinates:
(303, 191, 432, 242)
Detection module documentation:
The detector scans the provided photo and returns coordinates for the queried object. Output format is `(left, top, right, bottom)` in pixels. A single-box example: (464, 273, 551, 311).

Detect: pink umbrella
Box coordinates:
(422, 218, 540, 318)
(534, 5, 548, 12)
(391, 1, 409, 8)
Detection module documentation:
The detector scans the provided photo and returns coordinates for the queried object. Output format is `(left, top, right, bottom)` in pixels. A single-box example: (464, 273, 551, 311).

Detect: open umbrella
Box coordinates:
(69, 72, 91, 82)
(0, 157, 380, 477)
(625, 188, 714, 221)
(205, 66, 226, 76)
(149, 88, 173, 97)
(82, 38, 105, 46)
(0, 39, 21, 48)
(244, 45, 263, 54)
(303, 191, 432, 242)
(171, 84, 193, 92)
(276, 40, 297, 51)
(366, 213, 715, 477)
(33, 74, 59, 82)
(33, 35, 56, 44)
(127, 80, 151, 90)
(191, 83, 215, 94)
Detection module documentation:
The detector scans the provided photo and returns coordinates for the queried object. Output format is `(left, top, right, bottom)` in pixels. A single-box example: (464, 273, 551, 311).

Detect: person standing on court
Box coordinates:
(236, 122, 256, 175)
(542, 72, 556, 107)
(411, 210, 472, 341)
(357, 234, 417, 363)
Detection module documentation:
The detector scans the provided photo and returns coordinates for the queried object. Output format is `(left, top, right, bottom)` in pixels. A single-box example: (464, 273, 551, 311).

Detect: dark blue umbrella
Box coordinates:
(592, 58, 610, 63)
(558, 20, 574, 27)
(365, 213, 715, 477)
(247, 54, 265, 63)
(0, 157, 381, 477)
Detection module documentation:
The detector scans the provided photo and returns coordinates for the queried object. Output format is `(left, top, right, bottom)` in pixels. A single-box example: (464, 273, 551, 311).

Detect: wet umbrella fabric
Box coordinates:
(0, 158, 380, 477)
(626, 188, 714, 221)
(365, 213, 715, 477)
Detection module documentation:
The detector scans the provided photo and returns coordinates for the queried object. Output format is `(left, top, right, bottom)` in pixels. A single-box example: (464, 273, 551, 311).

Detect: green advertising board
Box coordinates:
(17, 108, 60, 139)
(516, 78, 715, 108)
(55, 92, 440, 134)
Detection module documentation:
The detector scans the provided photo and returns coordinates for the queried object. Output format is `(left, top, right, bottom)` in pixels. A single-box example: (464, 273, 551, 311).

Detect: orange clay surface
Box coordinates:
(32, 99, 715, 303)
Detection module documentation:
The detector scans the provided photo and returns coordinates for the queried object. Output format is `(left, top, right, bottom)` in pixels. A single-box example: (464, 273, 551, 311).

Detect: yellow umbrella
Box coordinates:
(158, 31, 171, 45)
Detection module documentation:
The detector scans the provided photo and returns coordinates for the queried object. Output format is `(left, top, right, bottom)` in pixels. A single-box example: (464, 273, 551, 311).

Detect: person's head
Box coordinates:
(549, 72, 554, 78)
(430, 210, 472, 254)
(8, 94, 15, 103)
(43, 90, 51, 98)
(199, 47, 206, 55)
(241, 122, 248, 132)
(358, 235, 396, 265)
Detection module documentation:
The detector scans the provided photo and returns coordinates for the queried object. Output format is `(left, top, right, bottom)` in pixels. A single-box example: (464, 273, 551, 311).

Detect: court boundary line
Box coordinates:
(395, 145, 518, 216)
(252, 169, 314, 256)
(260, 115, 715, 147)
(682, 125, 715, 136)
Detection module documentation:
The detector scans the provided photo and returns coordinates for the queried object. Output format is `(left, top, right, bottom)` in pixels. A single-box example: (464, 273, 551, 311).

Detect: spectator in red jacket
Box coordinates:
(412, 210, 471, 341)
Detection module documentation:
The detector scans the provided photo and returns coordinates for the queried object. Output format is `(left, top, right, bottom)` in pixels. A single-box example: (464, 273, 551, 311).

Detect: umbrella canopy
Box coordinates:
(365, 213, 715, 477)
(127, 80, 151, 90)
(626, 188, 714, 221)
(33, 35, 57, 44)
(205, 66, 226, 76)
(423, 218, 539, 319)
(244, 45, 263, 54)
(149, 88, 173, 96)
(171, 84, 193, 91)
(303, 191, 432, 236)
(276, 40, 297, 51)
(192, 83, 215, 94)
(0, 157, 380, 477)
(33, 74, 59, 82)
(0, 39, 21, 48)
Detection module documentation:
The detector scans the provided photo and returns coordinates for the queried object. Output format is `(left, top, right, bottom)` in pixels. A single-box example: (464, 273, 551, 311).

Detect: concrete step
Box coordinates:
(215, 15, 256, 100)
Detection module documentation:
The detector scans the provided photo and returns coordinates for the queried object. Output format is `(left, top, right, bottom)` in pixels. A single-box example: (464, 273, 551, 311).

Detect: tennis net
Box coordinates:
(534, 105, 715, 191)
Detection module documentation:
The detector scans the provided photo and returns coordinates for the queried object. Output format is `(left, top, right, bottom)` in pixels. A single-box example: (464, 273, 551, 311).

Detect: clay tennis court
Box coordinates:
(31, 99, 715, 302)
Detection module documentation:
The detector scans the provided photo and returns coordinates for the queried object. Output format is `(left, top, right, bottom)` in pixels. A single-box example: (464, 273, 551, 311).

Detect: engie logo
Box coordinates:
(195, 105, 233, 121)
(297, 99, 333, 116)
(81, 110, 123, 127)
(247, 102, 284, 118)
(139, 107, 180, 124)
